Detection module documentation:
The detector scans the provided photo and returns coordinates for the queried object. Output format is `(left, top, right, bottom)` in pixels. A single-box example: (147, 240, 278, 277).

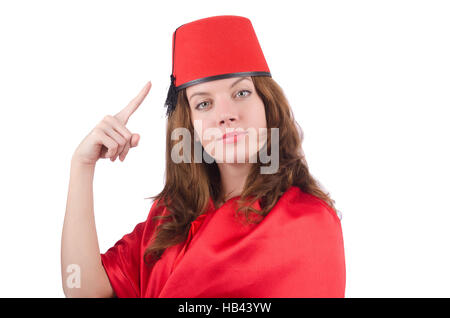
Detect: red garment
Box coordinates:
(100, 186, 346, 298)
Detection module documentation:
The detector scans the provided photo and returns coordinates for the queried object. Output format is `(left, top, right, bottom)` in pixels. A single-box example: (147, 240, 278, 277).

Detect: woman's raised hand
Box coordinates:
(72, 81, 152, 167)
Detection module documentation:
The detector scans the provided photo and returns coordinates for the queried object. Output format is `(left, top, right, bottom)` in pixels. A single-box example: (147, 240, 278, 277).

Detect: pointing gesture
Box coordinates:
(72, 81, 152, 167)
(115, 81, 152, 125)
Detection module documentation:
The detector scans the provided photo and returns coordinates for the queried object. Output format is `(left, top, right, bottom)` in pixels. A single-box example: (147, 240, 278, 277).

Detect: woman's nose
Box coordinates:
(215, 97, 239, 127)
(219, 116, 237, 126)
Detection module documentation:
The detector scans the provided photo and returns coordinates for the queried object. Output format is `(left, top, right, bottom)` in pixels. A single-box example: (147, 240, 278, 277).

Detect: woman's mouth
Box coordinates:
(221, 131, 248, 144)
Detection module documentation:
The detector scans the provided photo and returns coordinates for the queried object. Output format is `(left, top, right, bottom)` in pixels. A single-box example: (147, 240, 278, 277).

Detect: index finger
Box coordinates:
(115, 81, 152, 124)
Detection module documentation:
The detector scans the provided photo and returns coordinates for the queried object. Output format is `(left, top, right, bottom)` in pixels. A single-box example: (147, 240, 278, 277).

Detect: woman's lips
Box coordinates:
(221, 131, 248, 144)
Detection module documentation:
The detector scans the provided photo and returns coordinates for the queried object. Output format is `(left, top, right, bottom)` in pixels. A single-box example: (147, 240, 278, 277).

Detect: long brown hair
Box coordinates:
(143, 76, 336, 266)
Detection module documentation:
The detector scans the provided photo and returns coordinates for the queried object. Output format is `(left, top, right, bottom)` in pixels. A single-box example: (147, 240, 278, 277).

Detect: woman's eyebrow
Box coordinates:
(189, 77, 251, 102)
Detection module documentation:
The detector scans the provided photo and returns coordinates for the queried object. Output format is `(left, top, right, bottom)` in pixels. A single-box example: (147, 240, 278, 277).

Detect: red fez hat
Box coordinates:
(164, 15, 271, 117)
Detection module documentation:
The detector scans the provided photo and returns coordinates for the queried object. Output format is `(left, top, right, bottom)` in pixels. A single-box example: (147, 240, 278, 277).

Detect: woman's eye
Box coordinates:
(196, 101, 209, 110)
(237, 90, 251, 98)
(195, 90, 251, 110)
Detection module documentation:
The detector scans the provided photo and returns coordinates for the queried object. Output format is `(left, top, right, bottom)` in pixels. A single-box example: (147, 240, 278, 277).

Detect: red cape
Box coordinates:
(101, 186, 346, 297)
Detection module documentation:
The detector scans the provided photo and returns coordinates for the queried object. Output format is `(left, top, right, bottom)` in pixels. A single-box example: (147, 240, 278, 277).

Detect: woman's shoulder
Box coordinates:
(145, 198, 172, 225)
(280, 186, 342, 225)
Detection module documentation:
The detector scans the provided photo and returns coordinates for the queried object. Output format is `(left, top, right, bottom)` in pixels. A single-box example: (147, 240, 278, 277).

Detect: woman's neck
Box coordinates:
(216, 162, 252, 204)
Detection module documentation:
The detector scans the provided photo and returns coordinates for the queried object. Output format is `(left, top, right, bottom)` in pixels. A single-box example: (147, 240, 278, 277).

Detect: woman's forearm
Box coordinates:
(60, 158, 113, 297)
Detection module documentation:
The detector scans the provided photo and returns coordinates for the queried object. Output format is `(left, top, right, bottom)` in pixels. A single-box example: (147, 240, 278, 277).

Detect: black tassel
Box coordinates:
(164, 74, 178, 117)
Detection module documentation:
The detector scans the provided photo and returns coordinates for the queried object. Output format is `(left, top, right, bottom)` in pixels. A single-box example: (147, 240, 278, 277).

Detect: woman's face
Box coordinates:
(186, 76, 267, 163)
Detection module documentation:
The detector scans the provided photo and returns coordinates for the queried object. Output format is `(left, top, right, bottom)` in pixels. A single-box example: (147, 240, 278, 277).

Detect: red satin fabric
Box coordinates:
(100, 186, 346, 297)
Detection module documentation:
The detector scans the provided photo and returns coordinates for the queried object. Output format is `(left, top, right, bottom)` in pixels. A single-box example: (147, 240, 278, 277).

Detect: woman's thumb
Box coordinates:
(131, 134, 140, 147)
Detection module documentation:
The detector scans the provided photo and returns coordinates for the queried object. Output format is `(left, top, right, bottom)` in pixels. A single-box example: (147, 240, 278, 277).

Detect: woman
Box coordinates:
(61, 15, 345, 298)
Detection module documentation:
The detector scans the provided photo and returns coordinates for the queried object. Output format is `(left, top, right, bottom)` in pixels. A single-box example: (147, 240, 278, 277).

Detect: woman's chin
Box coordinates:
(209, 149, 261, 164)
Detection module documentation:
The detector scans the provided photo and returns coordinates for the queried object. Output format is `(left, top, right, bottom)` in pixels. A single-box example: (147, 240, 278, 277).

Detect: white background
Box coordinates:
(0, 0, 449, 297)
